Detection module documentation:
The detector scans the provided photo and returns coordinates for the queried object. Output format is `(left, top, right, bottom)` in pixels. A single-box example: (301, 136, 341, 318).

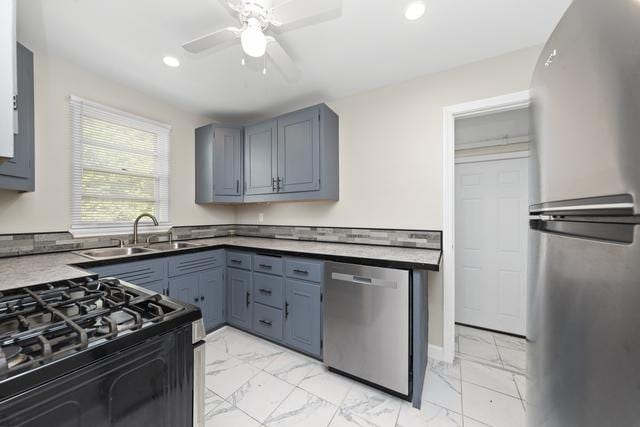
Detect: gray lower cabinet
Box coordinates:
(87, 258, 166, 293)
(142, 279, 168, 296)
(200, 268, 225, 330)
(253, 303, 284, 342)
(168, 267, 225, 331)
(87, 250, 323, 356)
(0, 43, 34, 192)
(168, 274, 197, 306)
(227, 267, 252, 330)
(284, 278, 322, 357)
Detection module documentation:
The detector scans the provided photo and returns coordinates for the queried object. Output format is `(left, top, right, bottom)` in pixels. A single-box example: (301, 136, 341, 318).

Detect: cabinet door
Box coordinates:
(213, 127, 243, 196)
(195, 124, 214, 203)
(169, 274, 198, 307)
(227, 267, 252, 330)
(0, 0, 16, 159)
(141, 279, 167, 296)
(285, 279, 322, 357)
(0, 43, 34, 191)
(199, 268, 225, 331)
(244, 120, 277, 195)
(277, 108, 320, 194)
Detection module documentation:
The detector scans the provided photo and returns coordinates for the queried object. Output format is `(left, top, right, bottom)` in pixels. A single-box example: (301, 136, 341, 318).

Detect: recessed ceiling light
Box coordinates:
(163, 56, 180, 68)
(405, 1, 426, 21)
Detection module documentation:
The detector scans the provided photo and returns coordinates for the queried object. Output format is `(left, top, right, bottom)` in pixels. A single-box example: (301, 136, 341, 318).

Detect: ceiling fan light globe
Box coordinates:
(241, 25, 267, 57)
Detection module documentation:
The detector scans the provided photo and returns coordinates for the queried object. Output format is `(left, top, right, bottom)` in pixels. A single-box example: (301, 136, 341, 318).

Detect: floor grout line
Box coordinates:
(209, 325, 526, 426)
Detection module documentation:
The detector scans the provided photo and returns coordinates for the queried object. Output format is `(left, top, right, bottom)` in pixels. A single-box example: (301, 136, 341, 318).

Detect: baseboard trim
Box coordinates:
(428, 344, 446, 362)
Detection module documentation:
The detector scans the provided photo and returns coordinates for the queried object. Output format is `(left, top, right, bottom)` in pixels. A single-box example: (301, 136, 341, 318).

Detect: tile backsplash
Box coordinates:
(0, 224, 441, 258)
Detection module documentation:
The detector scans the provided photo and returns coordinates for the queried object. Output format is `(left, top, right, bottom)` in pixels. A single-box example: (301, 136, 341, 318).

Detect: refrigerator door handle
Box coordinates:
(531, 219, 636, 244)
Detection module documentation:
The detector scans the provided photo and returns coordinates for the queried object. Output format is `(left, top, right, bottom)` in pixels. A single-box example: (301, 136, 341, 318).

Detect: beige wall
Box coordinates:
(0, 51, 235, 234)
(235, 46, 542, 347)
(0, 45, 541, 348)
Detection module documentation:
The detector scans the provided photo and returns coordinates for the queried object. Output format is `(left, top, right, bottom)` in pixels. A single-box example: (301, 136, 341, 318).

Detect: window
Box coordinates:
(70, 96, 170, 235)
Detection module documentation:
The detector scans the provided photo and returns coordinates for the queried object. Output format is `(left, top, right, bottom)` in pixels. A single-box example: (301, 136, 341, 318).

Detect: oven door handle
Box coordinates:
(193, 341, 206, 427)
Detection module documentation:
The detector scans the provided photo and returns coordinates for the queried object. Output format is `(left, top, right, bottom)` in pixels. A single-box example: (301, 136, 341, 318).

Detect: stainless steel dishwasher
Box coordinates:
(324, 262, 410, 395)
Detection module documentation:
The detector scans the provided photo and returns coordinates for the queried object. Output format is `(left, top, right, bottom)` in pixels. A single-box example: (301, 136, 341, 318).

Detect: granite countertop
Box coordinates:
(0, 236, 441, 291)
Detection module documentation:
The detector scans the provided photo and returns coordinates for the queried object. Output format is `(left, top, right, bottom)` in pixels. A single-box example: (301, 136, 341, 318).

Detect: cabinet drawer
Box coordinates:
(253, 303, 284, 342)
(89, 259, 165, 285)
(168, 250, 224, 277)
(227, 251, 252, 270)
(253, 254, 283, 276)
(253, 273, 284, 309)
(285, 259, 323, 283)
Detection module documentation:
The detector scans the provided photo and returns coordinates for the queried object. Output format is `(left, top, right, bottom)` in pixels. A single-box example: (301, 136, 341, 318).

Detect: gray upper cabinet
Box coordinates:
(213, 127, 243, 197)
(196, 103, 338, 204)
(244, 120, 277, 196)
(195, 123, 243, 204)
(277, 107, 320, 194)
(244, 104, 339, 203)
(0, 43, 34, 192)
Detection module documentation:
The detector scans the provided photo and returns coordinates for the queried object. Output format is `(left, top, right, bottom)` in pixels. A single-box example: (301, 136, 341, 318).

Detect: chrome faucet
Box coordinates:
(133, 213, 159, 245)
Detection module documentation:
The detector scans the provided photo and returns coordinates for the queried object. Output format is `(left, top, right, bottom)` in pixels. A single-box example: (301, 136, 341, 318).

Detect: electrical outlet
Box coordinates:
(258, 213, 264, 223)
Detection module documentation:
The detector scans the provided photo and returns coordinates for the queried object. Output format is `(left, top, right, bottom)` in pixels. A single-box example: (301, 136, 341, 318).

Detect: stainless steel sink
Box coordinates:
(78, 247, 158, 260)
(148, 242, 203, 251)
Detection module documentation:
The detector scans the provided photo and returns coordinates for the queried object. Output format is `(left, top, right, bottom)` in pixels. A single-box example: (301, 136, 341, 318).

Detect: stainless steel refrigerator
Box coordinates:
(528, 0, 640, 426)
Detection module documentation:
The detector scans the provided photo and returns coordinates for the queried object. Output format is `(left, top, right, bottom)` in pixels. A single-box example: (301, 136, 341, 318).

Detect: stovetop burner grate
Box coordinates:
(0, 277, 186, 380)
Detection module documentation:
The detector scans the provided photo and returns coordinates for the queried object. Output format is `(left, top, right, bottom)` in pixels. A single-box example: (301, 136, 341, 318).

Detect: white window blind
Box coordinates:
(70, 96, 171, 235)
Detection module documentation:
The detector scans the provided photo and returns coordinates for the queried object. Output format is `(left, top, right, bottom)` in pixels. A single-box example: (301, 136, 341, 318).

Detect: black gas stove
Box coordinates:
(0, 276, 205, 427)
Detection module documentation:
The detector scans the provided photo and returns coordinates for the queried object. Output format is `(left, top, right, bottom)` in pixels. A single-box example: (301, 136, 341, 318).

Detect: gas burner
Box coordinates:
(96, 310, 136, 335)
(2, 345, 29, 369)
(0, 277, 186, 380)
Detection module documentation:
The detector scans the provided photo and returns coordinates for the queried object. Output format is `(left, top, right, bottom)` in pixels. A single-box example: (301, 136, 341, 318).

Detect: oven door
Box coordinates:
(0, 324, 194, 427)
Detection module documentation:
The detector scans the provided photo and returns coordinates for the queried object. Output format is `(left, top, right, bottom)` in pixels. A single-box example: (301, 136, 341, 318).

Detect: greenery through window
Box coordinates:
(70, 97, 170, 232)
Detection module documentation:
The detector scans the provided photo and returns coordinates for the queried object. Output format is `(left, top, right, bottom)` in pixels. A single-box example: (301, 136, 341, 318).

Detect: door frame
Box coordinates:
(441, 90, 530, 363)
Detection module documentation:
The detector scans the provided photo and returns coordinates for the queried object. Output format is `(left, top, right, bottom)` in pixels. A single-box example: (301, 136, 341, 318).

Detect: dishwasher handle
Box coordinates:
(330, 272, 397, 289)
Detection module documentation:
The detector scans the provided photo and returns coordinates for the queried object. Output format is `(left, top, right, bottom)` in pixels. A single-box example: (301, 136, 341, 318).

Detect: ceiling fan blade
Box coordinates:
(218, 0, 242, 18)
(182, 27, 241, 53)
(266, 37, 301, 83)
(270, 0, 342, 33)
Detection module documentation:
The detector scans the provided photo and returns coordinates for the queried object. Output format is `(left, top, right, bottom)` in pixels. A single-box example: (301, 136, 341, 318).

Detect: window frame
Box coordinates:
(69, 95, 171, 237)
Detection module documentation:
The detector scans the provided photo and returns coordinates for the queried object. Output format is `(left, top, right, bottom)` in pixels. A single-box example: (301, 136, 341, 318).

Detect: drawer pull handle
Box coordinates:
(293, 269, 308, 275)
(231, 259, 242, 264)
(259, 264, 272, 269)
(259, 288, 272, 295)
(259, 319, 272, 327)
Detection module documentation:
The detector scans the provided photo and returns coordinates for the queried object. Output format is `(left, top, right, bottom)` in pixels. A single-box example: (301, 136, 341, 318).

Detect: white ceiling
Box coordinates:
(17, 0, 571, 122)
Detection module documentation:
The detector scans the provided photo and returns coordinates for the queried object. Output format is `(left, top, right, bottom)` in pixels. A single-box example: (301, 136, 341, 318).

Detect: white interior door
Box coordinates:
(455, 156, 528, 335)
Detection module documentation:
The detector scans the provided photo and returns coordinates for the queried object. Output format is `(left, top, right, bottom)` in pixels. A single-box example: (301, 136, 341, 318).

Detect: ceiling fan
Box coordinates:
(182, 0, 342, 82)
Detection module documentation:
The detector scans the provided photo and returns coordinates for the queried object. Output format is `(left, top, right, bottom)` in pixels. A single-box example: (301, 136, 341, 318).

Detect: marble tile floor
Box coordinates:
(202, 325, 527, 427)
